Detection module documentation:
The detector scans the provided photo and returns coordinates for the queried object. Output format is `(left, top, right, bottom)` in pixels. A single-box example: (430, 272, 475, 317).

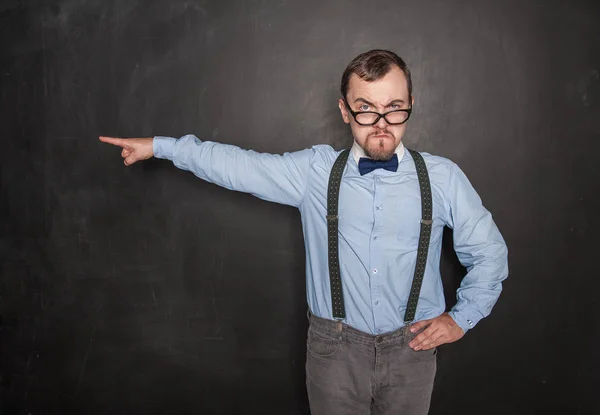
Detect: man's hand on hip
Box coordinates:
(99, 136, 154, 166)
(408, 312, 465, 351)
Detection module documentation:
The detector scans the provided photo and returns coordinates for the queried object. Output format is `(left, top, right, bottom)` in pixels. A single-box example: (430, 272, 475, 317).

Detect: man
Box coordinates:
(100, 49, 508, 415)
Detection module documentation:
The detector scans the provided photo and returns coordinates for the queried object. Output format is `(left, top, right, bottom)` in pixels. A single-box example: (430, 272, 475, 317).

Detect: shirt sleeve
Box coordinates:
(153, 134, 313, 208)
(445, 162, 509, 333)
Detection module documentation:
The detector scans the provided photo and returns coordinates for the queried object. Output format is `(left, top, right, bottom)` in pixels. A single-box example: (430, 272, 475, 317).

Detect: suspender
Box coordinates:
(326, 149, 351, 319)
(404, 149, 433, 324)
(326, 149, 433, 326)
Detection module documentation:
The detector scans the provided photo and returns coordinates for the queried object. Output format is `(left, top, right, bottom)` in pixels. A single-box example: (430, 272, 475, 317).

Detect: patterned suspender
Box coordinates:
(326, 148, 433, 326)
(326, 149, 351, 319)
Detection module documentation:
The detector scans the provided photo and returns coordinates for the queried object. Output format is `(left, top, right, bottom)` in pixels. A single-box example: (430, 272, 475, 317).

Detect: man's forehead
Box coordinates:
(347, 68, 409, 101)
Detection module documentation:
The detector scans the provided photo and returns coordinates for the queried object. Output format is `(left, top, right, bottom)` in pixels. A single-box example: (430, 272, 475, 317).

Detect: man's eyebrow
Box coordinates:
(353, 97, 376, 106)
(387, 99, 405, 105)
(353, 97, 405, 107)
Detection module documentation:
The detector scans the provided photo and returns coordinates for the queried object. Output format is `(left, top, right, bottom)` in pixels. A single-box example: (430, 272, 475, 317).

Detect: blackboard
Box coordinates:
(1, 1, 599, 414)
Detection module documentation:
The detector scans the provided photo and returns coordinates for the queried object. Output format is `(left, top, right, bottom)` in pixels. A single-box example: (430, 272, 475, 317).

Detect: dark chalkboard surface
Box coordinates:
(2, 1, 599, 414)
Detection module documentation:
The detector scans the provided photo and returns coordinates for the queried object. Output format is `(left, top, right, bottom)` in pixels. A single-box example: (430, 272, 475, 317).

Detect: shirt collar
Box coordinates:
(351, 140, 405, 165)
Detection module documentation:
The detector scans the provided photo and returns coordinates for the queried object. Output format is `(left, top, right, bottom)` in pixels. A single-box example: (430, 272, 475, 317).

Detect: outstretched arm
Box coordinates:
(99, 134, 314, 208)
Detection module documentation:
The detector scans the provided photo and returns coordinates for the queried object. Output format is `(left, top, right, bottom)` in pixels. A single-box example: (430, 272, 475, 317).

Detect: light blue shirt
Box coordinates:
(153, 134, 508, 335)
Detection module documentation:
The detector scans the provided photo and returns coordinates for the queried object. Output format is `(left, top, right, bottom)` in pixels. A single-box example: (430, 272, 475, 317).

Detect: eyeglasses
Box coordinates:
(343, 98, 412, 126)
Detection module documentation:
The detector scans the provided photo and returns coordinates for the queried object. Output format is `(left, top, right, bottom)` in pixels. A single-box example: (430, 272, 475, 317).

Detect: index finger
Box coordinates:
(99, 136, 131, 148)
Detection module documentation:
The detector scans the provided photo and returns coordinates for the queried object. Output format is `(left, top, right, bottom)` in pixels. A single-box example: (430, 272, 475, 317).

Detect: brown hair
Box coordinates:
(340, 49, 412, 102)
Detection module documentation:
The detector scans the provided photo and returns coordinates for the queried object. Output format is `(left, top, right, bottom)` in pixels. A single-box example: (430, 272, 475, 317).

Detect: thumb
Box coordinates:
(124, 155, 137, 166)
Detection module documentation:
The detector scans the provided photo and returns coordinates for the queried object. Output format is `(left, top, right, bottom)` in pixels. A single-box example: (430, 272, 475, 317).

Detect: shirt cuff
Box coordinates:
(153, 136, 177, 160)
(448, 309, 480, 334)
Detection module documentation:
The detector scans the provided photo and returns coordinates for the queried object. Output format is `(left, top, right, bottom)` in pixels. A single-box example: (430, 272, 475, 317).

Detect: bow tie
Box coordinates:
(358, 154, 399, 175)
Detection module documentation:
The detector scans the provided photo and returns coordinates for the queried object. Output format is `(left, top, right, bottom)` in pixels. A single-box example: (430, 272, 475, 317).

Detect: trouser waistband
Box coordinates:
(307, 310, 413, 346)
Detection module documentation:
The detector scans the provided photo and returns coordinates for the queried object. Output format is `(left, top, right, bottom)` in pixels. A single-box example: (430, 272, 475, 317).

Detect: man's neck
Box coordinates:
(351, 140, 405, 164)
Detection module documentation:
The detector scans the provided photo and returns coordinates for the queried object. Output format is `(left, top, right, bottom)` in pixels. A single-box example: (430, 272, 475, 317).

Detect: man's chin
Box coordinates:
(365, 144, 396, 161)
(362, 136, 398, 159)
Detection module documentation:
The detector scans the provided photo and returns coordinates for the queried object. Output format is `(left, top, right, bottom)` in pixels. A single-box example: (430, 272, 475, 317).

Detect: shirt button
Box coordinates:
(373, 236, 379, 241)
(375, 205, 381, 210)
(374, 301, 380, 306)
(372, 269, 378, 274)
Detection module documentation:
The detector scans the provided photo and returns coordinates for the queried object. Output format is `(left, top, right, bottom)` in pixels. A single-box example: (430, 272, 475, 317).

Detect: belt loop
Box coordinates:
(404, 320, 413, 340)
(335, 320, 342, 332)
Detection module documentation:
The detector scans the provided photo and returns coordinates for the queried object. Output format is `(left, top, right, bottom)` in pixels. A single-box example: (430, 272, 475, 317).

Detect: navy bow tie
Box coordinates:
(358, 154, 399, 175)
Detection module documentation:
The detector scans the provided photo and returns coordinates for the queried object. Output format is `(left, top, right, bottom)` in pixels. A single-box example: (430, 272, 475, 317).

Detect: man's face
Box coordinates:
(338, 66, 414, 161)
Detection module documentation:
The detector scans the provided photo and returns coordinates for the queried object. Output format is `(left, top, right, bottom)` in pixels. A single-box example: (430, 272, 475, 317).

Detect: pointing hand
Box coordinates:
(99, 136, 154, 166)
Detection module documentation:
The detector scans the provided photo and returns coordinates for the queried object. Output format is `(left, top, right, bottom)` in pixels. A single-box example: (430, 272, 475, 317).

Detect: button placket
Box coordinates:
(371, 176, 384, 332)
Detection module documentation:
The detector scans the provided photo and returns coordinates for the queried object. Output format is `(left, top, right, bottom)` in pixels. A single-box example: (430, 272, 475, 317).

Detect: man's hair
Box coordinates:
(340, 49, 412, 102)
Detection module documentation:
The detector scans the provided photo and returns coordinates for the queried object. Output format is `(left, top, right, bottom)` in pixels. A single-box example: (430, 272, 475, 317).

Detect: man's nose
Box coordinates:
(375, 115, 389, 129)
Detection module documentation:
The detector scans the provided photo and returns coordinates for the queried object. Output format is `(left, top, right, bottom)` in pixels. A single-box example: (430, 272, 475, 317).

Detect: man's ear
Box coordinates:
(338, 98, 351, 124)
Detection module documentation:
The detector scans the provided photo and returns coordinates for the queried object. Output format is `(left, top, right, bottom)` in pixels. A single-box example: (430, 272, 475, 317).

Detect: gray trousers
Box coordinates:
(305, 312, 437, 415)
